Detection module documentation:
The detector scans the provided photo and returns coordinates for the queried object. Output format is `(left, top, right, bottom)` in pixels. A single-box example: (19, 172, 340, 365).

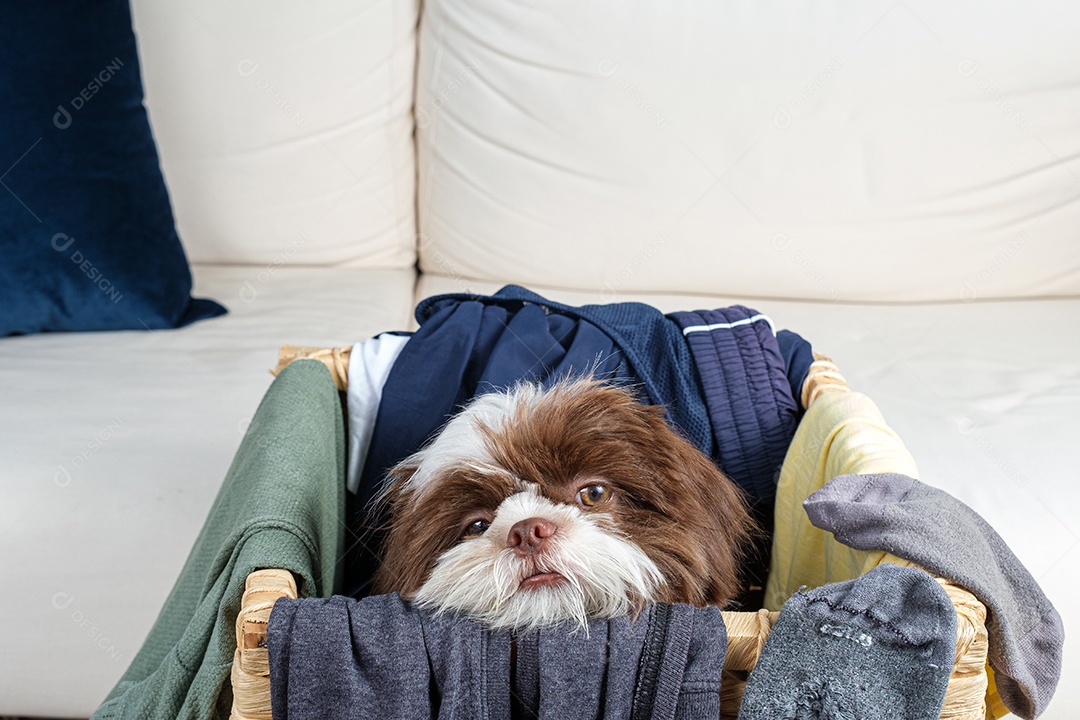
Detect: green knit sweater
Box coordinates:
(94, 360, 346, 719)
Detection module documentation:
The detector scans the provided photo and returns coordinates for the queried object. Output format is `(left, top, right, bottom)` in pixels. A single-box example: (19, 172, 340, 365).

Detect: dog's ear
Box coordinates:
(671, 440, 756, 605)
(370, 461, 429, 596)
(627, 407, 756, 607)
(531, 383, 757, 607)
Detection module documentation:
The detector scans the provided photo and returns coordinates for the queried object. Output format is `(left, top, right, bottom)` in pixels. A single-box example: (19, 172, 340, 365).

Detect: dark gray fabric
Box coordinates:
(515, 605, 727, 720)
(631, 602, 672, 720)
(530, 620, 614, 719)
(662, 605, 728, 720)
(513, 630, 540, 718)
(803, 473, 1064, 720)
(268, 598, 727, 720)
(268, 593, 512, 720)
(738, 564, 956, 720)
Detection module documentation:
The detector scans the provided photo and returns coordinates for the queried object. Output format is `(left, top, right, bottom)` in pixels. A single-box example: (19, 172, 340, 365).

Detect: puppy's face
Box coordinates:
(373, 379, 753, 629)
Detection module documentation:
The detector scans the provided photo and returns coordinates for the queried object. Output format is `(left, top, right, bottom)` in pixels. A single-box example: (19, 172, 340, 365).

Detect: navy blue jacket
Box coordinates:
(346, 286, 811, 595)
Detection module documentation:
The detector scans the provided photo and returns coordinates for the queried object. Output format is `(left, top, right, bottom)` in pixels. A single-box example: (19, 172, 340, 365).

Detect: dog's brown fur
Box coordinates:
(373, 380, 755, 611)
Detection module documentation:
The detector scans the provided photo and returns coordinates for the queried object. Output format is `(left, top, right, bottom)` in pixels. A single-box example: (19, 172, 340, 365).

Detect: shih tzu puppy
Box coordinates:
(372, 377, 754, 629)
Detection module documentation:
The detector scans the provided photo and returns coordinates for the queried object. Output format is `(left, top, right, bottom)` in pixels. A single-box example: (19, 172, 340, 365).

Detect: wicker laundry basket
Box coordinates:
(228, 349, 991, 720)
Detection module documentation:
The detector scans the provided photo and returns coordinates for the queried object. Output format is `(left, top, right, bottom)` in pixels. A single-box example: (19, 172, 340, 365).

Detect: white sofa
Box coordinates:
(1, 0, 1076, 717)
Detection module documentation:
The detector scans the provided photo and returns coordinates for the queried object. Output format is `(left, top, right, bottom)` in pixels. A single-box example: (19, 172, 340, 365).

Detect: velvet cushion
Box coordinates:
(0, 1, 225, 335)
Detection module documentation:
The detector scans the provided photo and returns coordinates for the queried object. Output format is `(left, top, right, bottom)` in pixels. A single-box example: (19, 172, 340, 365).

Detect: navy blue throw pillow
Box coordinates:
(0, 1, 225, 335)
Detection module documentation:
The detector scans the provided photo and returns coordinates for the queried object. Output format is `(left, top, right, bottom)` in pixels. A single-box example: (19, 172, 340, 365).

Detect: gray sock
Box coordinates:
(804, 473, 1063, 720)
(737, 563, 955, 720)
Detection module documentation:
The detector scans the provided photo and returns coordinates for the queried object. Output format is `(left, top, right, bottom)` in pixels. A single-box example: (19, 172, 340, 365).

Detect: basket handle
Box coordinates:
(229, 569, 988, 720)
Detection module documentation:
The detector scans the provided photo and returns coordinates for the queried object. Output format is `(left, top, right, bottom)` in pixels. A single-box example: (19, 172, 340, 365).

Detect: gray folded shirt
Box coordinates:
(267, 593, 728, 720)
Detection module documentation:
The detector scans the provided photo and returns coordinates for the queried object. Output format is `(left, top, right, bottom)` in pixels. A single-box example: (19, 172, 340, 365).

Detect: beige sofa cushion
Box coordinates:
(416, 0, 1080, 302)
(0, 265, 415, 718)
(135, 0, 419, 268)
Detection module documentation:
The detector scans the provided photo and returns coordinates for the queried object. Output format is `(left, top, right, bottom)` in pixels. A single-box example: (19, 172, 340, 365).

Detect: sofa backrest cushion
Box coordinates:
(134, 0, 419, 269)
(415, 0, 1080, 303)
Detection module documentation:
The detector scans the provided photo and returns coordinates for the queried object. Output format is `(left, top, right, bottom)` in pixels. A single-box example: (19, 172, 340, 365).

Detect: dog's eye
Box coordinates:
(576, 484, 612, 507)
(462, 518, 490, 538)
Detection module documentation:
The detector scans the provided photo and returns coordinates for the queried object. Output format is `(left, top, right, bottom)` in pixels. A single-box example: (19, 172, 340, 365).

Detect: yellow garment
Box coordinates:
(765, 390, 918, 610)
(765, 389, 1006, 718)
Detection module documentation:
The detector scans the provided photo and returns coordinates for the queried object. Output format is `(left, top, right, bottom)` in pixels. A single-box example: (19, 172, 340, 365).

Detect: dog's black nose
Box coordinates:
(507, 517, 557, 555)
